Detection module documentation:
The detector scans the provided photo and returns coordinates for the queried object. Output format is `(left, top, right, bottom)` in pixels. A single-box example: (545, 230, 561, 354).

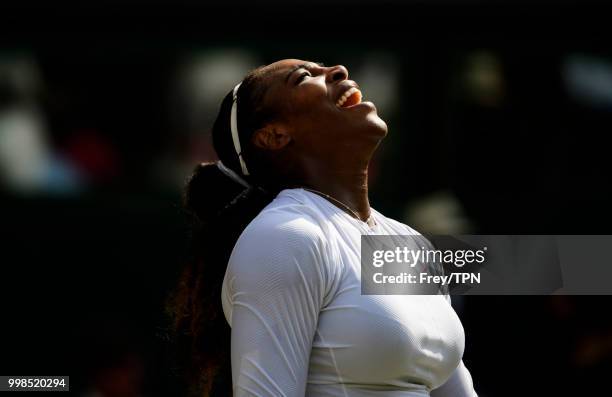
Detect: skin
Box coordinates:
(252, 59, 388, 222)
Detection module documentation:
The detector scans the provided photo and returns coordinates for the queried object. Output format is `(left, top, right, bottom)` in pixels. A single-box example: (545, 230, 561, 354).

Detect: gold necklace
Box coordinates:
(303, 187, 374, 225)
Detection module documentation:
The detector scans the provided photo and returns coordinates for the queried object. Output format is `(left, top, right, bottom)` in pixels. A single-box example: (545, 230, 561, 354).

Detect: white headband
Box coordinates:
(230, 82, 250, 176)
(216, 160, 250, 189)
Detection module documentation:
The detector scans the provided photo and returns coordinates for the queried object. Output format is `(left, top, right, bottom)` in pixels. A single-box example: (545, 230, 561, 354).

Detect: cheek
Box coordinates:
(294, 81, 330, 108)
(288, 114, 334, 151)
(286, 94, 336, 128)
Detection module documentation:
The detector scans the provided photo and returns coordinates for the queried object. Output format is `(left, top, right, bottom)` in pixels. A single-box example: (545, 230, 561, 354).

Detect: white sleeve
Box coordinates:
(224, 214, 329, 397)
(431, 360, 478, 397)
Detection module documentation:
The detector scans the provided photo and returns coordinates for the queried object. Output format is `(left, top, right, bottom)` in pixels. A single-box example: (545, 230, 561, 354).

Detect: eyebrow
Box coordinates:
(285, 61, 326, 83)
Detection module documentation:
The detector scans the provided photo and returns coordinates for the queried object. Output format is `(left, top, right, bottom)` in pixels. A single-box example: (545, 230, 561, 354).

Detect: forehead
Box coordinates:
(254, 59, 313, 110)
(265, 59, 310, 73)
(259, 59, 316, 83)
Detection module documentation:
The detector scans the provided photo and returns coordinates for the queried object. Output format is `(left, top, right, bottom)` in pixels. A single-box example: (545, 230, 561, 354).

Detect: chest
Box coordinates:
(313, 221, 465, 388)
(315, 288, 465, 388)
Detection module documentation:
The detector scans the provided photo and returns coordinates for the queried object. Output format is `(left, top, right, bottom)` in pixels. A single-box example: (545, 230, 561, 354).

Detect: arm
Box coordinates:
(225, 216, 328, 396)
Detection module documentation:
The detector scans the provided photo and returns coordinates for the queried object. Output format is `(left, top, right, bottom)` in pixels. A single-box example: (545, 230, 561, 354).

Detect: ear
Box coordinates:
(252, 123, 292, 151)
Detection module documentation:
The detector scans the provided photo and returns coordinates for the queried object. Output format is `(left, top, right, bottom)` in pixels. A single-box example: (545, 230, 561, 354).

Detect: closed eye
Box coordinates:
(296, 71, 312, 84)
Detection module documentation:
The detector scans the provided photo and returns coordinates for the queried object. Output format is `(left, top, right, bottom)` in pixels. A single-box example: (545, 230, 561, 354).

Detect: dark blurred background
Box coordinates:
(1, 1, 611, 396)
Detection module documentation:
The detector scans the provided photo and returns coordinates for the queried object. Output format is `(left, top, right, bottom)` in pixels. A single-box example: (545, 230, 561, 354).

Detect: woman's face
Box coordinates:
(253, 59, 388, 158)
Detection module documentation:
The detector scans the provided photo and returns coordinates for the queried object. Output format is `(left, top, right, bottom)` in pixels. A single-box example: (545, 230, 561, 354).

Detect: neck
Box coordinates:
(299, 157, 372, 222)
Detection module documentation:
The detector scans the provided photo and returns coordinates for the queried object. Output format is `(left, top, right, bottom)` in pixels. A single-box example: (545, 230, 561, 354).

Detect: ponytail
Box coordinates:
(169, 65, 279, 395)
(169, 162, 273, 395)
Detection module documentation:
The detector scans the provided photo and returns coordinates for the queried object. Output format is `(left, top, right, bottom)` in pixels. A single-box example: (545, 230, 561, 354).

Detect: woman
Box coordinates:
(171, 59, 477, 396)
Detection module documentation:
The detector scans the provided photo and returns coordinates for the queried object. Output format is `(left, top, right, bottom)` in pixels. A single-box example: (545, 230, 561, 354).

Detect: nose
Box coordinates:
(326, 65, 348, 83)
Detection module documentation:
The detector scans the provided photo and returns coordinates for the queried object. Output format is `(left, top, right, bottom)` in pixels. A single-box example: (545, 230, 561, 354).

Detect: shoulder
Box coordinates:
(236, 195, 327, 254)
(227, 194, 329, 282)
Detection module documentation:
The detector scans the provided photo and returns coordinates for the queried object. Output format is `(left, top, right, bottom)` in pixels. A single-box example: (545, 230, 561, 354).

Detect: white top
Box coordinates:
(221, 188, 477, 397)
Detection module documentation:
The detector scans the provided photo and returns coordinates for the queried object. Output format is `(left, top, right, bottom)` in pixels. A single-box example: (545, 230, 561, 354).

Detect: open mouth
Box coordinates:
(336, 87, 362, 108)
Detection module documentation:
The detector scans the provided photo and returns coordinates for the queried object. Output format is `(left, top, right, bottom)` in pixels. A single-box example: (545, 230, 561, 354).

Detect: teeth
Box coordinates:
(336, 87, 360, 107)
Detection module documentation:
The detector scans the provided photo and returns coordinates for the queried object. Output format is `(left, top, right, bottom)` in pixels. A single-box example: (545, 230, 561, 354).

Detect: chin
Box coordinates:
(366, 113, 388, 138)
